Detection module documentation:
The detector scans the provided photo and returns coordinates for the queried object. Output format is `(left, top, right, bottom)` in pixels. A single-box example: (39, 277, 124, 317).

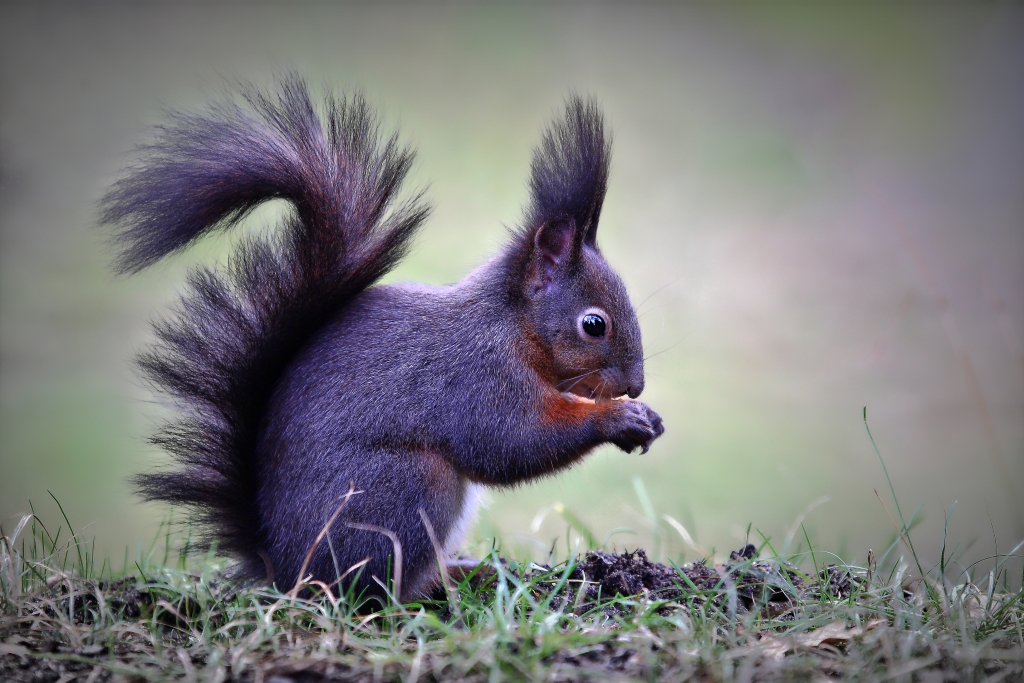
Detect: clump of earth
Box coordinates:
(503, 544, 859, 618)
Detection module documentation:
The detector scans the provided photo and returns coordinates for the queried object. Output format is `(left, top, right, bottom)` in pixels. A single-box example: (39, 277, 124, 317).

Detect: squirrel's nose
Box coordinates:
(624, 367, 645, 398)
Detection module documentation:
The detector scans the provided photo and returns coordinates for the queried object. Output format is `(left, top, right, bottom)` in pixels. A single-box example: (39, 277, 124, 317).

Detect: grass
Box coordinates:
(2, 507, 1022, 682)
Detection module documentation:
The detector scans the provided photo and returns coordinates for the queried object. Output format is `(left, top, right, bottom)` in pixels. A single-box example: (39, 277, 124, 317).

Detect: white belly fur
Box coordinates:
(444, 482, 486, 559)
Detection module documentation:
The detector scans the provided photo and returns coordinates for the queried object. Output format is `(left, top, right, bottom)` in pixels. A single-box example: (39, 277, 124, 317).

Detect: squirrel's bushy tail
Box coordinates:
(101, 76, 429, 579)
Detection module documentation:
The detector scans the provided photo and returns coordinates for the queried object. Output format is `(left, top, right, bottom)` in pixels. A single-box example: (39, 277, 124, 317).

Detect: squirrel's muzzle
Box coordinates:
(624, 366, 645, 398)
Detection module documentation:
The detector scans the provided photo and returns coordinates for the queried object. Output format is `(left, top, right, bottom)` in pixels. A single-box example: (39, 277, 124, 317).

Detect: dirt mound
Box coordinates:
(567, 548, 716, 601)
(515, 544, 856, 618)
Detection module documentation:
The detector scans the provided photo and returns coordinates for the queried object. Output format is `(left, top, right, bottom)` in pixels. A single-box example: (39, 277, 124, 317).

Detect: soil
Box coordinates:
(506, 544, 855, 618)
(0, 546, 861, 682)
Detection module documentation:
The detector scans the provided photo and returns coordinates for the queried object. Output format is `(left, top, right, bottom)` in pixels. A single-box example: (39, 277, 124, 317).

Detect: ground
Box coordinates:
(3, 522, 1022, 682)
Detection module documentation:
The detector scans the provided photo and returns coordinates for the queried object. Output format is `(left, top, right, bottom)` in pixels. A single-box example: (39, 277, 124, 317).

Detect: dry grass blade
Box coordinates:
(418, 507, 461, 622)
(289, 482, 361, 598)
(345, 522, 402, 604)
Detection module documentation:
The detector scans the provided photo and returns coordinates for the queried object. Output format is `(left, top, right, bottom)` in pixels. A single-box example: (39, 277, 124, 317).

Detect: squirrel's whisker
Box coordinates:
(557, 368, 602, 389)
(559, 368, 603, 394)
(635, 274, 685, 313)
(644, 340, 684, 362)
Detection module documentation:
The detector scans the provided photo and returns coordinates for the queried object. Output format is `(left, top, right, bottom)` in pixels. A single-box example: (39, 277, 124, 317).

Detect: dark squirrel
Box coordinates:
(101, 76, 664, 604)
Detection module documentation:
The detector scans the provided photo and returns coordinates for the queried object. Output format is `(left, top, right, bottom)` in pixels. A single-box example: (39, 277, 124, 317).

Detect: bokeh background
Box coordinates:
(2, 3, 1022, 575)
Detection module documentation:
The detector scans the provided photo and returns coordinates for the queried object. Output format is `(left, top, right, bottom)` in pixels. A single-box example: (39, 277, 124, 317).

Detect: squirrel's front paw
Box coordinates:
(607, 400, 665, 454)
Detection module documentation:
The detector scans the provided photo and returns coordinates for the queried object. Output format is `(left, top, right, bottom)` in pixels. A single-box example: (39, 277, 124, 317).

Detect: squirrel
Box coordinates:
(101, 76, 664, 605)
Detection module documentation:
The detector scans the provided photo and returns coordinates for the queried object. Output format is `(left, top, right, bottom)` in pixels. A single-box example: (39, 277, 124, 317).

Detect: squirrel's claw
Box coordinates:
(609, 399, 664, 455)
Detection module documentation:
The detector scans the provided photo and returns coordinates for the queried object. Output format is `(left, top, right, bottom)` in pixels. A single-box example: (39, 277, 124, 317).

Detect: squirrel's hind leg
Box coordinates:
(259, 442, 478, 605)
(395, 458, 483, 602)
(262, 444, 473, 610)
(335, 446, 476, 604)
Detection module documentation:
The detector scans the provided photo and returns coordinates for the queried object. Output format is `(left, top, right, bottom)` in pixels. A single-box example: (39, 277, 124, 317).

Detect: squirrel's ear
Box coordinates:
(531, 218, 577, 292)
(525, 94, 610, 259)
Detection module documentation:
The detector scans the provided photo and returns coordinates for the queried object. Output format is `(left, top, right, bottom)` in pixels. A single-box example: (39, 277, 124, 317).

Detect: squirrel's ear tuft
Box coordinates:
(526, 95, 610, 250)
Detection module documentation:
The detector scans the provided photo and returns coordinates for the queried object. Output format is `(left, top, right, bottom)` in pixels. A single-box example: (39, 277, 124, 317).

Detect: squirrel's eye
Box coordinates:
(581, 314, 606, 338)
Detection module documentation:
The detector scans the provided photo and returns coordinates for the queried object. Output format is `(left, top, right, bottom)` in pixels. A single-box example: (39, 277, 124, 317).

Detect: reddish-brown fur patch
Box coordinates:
(539, 391, 613, 427)
(414, 446, 462, 495)
(516, 323, 558, 385)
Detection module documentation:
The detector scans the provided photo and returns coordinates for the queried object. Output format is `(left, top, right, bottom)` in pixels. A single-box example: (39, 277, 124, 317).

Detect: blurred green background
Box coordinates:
(2, 3, 1022, 572)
